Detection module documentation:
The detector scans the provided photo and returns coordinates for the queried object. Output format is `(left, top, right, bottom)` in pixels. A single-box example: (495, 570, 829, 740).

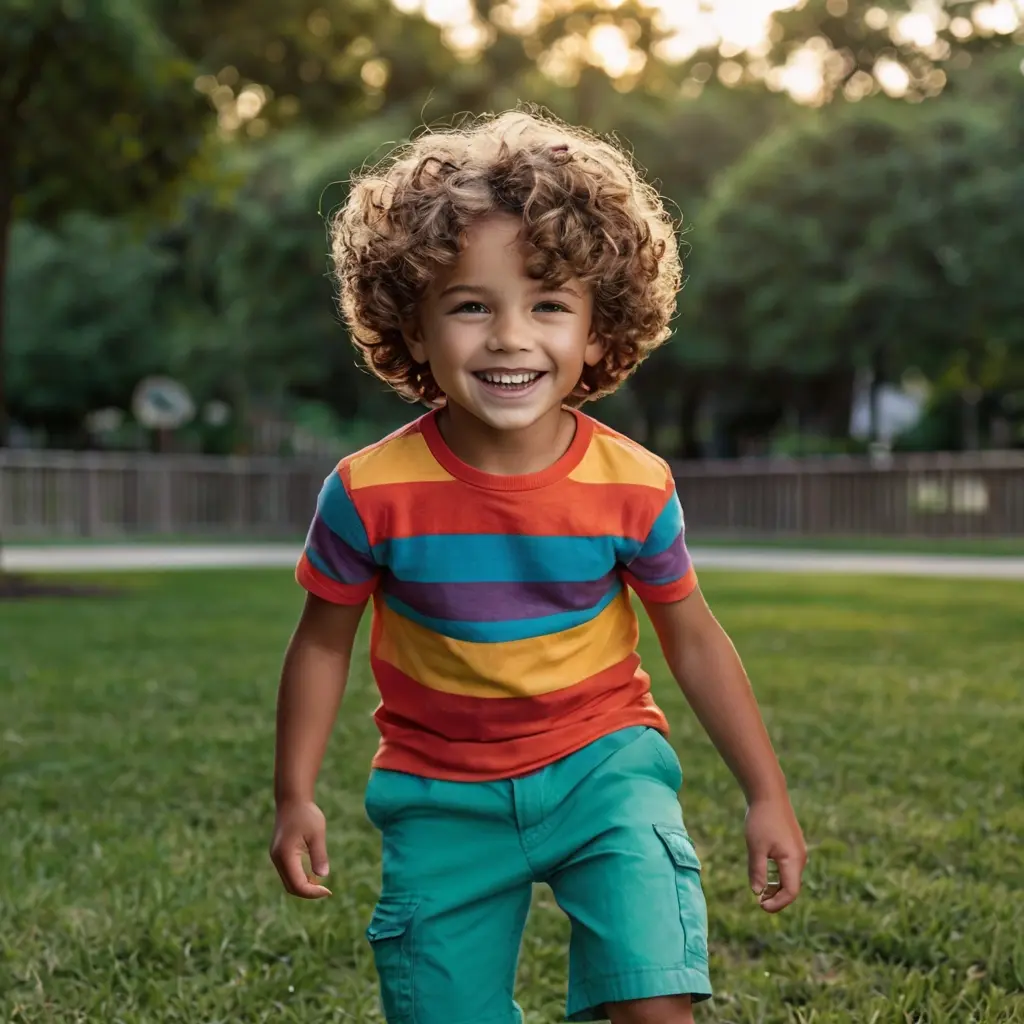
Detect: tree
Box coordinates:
(904, 77, 1024, 448)
(167, 0, 458, 129)
(152, 116, 418, 441)
(0, 0, 209, 445)
(665, 0, 1021, 106)
(689, 86, 1024, 451)
(6, 216, 174, 443)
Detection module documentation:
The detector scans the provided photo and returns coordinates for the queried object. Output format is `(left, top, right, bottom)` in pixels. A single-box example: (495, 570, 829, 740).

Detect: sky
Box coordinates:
(390, 0, 1024, 103)
(394, 0, 796, 58)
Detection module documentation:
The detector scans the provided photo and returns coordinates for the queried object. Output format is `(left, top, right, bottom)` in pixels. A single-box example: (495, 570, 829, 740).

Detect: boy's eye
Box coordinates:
(535, 301, 569, 313)
(451, 301, 488, 314)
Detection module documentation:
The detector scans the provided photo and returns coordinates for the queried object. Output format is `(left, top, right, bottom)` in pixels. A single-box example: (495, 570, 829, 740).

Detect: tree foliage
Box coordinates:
(690, 69, 1024, 448)
(0, 0, 210, 442)
(6, 217, 172, 440)
(4, 0, 1023, 454)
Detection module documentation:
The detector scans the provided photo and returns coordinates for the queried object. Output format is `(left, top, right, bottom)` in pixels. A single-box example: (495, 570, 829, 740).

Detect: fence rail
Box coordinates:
(2, 448, 1024, 540)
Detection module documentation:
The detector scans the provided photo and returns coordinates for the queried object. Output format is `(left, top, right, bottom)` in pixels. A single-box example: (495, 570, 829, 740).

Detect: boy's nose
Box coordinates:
(488, 313, 535, 351)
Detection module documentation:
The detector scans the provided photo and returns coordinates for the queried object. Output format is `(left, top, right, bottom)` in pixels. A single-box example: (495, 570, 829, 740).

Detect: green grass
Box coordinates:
(1, 571, 1023, 1023)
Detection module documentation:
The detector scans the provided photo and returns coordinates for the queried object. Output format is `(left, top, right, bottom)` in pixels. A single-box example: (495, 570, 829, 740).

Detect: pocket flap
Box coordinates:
(654, 824, 702, 872)
(366, 896, 419, 942)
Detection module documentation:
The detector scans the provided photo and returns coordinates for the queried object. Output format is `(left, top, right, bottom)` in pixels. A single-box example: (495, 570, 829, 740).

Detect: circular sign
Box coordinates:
(132, 377, 195, 430)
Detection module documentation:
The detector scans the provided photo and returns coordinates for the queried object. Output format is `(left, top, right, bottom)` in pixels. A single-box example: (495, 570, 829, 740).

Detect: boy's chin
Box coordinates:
(455, 396, 568, 432)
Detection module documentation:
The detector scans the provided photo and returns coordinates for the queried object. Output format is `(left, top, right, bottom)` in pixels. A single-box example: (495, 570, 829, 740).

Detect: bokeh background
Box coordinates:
(4, 0, 1024, 461)
(4, 0, 1024, 546)
(2, 5, 1023, 1024)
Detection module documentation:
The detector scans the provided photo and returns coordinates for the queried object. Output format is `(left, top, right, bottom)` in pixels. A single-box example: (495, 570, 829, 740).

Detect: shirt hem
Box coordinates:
(369, 709, 670, 782)
(295, 556, 376, 605)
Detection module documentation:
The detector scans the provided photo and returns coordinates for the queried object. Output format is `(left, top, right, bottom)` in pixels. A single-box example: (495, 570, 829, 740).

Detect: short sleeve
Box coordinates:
(621, 482, 697, 604)
(295, 467, 379, 605)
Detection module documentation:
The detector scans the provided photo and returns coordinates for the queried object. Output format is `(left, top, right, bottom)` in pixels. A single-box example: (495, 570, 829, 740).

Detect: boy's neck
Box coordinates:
(436, 403, 578, 477)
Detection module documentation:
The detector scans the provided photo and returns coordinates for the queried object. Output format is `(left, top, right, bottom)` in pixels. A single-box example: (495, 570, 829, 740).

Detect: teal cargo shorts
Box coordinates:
(363, 726, 712, 1023)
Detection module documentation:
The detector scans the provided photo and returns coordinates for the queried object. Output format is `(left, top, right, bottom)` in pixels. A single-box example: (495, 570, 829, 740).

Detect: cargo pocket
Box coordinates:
(653, 824, 709, 966)
(366, 896, 419, 1022)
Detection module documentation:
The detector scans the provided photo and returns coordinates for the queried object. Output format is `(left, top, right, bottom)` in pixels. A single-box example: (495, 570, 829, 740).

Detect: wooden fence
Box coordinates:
(2, 448, 1023, 541)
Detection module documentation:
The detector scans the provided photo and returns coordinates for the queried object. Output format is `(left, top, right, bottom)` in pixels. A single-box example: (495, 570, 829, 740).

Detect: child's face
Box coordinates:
(404, 213, 604, 433)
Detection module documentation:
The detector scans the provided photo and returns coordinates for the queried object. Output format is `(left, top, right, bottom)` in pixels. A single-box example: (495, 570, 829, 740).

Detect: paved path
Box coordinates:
(5, 544, 1024, 580)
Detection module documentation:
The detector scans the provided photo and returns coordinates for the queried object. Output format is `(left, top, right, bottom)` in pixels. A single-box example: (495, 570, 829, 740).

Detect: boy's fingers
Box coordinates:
(760, 854, 802, 913)
(747, 846, 768, 895)
(307, 831, 330, 879)
(273, 847, 332, 899)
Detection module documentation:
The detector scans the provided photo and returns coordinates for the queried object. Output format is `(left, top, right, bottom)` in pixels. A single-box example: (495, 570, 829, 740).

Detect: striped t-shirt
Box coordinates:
(296, 407, 697, 781)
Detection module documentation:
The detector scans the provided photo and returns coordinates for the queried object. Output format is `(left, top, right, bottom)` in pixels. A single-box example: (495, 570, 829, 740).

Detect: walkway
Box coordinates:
(4, 544, 1023, 579)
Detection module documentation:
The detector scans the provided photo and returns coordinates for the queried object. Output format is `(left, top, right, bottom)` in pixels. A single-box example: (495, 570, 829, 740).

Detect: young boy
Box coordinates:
(270, 109, 806, 1024)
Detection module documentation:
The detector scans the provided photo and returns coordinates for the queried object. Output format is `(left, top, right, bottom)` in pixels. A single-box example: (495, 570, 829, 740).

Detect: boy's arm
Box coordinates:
(270, 593, 366, 899)
(644, 589, 807, 913)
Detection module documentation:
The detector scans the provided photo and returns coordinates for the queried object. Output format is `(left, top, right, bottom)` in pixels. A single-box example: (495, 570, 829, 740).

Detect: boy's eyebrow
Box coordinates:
(438, 282, 583, 299)
(438, 283, 486, 298)
(546, 283, 582, 298)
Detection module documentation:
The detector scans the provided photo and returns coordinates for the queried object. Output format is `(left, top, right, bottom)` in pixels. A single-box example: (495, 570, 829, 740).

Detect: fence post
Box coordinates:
(157, 460, 174, 534)
(231, 458, 247, 533)
(0, 453, 6, 539)
(85, 459, 102, 537)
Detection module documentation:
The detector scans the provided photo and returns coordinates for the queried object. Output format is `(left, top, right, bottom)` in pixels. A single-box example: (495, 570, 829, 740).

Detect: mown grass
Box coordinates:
(1, 570, 1022, 1023)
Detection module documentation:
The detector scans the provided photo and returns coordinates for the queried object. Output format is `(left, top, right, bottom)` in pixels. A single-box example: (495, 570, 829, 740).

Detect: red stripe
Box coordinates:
(351, 479, 666, 546)
(296, 553, 377, 605)
(367, 652, 669, 780)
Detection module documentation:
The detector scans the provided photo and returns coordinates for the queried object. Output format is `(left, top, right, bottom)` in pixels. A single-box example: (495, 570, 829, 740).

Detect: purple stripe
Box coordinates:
(309, 515, 377, 583)
(627, 533, 690, 584)
(382, 571, 618, 622)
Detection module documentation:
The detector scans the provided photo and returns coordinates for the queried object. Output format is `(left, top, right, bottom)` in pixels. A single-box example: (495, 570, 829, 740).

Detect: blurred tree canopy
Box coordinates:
(0, 0, 208, 442)
(3, 0, 1023, 454)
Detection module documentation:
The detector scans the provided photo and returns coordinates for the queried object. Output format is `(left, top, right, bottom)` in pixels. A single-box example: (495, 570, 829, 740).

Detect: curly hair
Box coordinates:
(330, 107, 682, 406)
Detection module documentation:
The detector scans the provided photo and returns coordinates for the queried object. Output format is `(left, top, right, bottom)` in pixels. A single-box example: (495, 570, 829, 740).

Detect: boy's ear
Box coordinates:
(583, 330, 606, 367)
(401, 318, 427, 365)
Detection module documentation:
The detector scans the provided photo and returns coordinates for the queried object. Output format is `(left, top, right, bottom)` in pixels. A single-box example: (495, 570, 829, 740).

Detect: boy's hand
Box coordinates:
(745, 796, 806, 914)
(270, 800, 333, 899)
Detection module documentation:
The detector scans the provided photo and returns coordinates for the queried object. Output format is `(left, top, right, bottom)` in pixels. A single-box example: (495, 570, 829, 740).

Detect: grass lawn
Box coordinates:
(1, 571, 1022, 1023)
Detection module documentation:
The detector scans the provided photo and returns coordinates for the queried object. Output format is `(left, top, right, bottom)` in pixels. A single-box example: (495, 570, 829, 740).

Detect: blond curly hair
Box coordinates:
(330, 107, 682, 405)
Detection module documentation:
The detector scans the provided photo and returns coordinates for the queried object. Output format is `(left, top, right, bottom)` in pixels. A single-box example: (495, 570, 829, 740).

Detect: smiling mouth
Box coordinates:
(473, 370, 547, 391)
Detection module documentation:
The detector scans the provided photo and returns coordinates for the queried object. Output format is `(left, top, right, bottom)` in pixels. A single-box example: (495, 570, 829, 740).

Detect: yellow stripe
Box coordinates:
(349, 431, 454, 489)
(374, 590, 640, 698)
(568, 429, 669, 489)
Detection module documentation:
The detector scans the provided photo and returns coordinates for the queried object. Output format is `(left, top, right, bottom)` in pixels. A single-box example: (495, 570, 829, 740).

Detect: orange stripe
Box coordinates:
(348, 429, 453, 488)
(569, 427, 671, 488)
(352, 478, 668, 545)
(624, 563, 698, 604)
(296, 553, 376, 605)
(368, 653, 669, 780)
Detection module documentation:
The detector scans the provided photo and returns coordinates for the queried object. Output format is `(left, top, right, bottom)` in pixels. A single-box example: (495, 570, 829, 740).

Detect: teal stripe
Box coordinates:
(383, 578, 623, 642)
(374, 534, 635, 583)
(317, 470, 372, 555)
(638, 492, 683, 557)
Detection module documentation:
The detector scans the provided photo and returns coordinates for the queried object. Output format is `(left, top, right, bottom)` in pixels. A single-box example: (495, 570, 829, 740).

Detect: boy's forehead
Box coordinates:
(439, 215, 530, 273)
(462, 212, 525, 247)
(424, 214, 581, 291)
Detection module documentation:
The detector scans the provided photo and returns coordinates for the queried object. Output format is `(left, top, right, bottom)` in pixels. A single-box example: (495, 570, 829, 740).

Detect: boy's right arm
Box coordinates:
(269, 592, 366, 900)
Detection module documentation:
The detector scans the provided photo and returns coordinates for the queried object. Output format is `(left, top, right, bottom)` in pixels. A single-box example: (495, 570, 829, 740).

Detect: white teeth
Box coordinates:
(479, 371, 541, 385)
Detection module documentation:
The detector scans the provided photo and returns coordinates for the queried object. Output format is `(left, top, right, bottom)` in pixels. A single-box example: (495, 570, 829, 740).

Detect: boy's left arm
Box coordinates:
(644, 589, 807, 913)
